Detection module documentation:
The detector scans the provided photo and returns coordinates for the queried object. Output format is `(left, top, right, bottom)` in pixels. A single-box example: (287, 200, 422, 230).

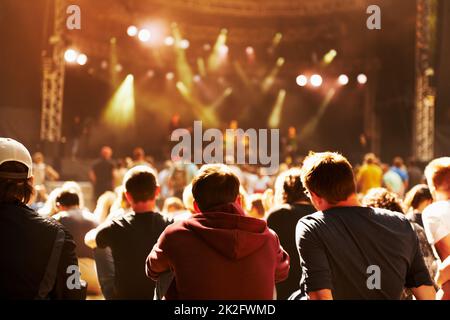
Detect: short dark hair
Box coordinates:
(301, 152, 356, 205)
(362, 188, 404, 213)
(403, 184, 432, 211)
(192, 164, 240, 212)
(124, 167, 158, 202)
(277, 168, 309, 204)
(0, 161, 34, 204)
(56, 191, 80, 208)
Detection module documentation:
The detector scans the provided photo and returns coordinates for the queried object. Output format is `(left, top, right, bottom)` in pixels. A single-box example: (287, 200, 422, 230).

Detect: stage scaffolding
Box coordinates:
(40, 0, 66, 143)
(413, 0, 437, 162)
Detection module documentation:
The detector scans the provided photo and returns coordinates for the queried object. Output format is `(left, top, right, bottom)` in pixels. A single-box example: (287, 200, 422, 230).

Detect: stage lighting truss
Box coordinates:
(413, 0, 437, 161)
(296, 73, 366, 88)
(41, 0, 66, 143)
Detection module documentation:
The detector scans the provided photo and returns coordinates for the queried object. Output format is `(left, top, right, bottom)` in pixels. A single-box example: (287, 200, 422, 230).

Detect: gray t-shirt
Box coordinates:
(295, 206, 433, 300)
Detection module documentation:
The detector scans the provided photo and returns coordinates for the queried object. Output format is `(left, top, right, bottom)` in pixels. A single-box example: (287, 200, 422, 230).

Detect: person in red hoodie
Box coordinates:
(146, 163, 290, 300)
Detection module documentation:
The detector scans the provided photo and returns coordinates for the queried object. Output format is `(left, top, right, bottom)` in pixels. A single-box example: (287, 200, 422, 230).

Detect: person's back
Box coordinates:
(297, 206, 429, 299)
(53, 191, 98, 259)
(0, 138, 83, 300)
(86, 165, 172, 299)
(147, 164, 289, 300)
(97, 211, 170, 299)
(0, 202, 82, 299)
(294, 152, 434, 300)
(267, 203, 315, 299)
(156, 203, 287, 299)
(267, 167, 315, 299)
(421, 157, 450, 299)
(90, 146, 115, 199)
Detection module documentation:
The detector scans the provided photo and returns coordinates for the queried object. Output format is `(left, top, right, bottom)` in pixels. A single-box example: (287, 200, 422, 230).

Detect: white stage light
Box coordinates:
(296, 75, 308, 87)
(64, 49, 78, 63)
(338, 74, 349, 85)
(138, 29, 151, 42)
(76, 54, 88, 66)
(310, 74, 323, 87)
(127, 26, 138, 37)
(357, 73, 368, 84)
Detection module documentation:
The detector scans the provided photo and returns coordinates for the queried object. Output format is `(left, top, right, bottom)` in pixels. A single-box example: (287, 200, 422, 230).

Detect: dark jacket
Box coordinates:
(0, 202, 83, 299)
(267, 203, 316, 299)
(146, 202, 290, 300)
(95, 211, 172, 299)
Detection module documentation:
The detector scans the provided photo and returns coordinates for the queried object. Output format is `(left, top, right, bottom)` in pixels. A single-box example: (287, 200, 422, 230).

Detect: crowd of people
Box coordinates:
(1, 136, 449, 300)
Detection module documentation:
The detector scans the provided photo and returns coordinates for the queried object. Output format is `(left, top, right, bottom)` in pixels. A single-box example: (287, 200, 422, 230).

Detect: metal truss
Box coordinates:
(413, 0, 437, 161)
(40, 0, 66, 142)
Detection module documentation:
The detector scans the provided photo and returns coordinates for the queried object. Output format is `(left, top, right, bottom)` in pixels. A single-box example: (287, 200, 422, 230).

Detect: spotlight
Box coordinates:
(338, 74, 349, 86)
(103, 74, 135, 128)
(357, 73, 368, 84)
(324, 49, 338, 64)
(166, 72, 175, 80)
(180, 39, 190, 49)
(64, 49, 78, 63)
(138, 29, 151, 42)
(76, 54, 88, 66)
(224, 87, 233, 96)
(276, 57, 285, 67)
(219, 45, 229, 56)
(203, 43, 211, 51)
(296, 75, 308, 87)
(100, 60, 108, 69)
(164, 36, 174, 46)
(193, 75, 201, 82)
(246, 46, 255, 55)
(115, 64, 123, 73)
(146, 70, 155, 78)
(127, 25, 138, 37)
(310, 74, 323, 87)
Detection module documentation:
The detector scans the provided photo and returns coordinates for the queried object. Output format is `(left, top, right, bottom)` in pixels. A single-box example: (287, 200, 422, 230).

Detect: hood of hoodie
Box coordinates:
(185, 202, 271, 260)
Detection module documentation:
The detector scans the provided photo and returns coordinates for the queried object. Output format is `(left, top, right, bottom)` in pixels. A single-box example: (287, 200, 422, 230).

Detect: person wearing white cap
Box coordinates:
(0, 137, 84, 299)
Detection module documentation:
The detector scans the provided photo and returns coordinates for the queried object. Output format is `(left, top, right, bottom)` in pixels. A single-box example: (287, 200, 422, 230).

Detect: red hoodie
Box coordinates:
(146, 203, 290, 300)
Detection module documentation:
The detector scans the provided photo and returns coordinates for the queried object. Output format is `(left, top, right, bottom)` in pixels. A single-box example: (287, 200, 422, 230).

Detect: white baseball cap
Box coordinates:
(0, 138, 33, 179)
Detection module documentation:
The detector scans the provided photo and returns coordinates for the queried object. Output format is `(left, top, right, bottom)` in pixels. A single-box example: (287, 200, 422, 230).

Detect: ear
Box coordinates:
(235, 195, 242, 207)
(154, 186, 161, 199)
(124, 191, 133, 204)
(193, 201, 202, 214)
(310, 191, 326, 210)
(28, 176, 34, 187)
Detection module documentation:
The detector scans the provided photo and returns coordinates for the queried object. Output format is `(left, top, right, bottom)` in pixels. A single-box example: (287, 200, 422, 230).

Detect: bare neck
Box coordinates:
(132, 201, 156, 213)
(323, 194, 361, 211)
(434, 191, 450, 202)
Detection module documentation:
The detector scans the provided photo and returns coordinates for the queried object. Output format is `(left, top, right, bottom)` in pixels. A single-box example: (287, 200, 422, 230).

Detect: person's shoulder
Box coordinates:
(52, 211, 70, 221)
(154, 219, 190, 244)
(11, 203, 67, 231)
(368, 207, 416, 235)
(33, 211, 75, 242)
(370, 206, 407, 220)
(99, 212, 130, 231)
(295, 211, 325, 231)
(267, 204, 292, 218)
(423, 201, 450, 220)
(153, 211, 174, 227)
(80, 209, 98, 222)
